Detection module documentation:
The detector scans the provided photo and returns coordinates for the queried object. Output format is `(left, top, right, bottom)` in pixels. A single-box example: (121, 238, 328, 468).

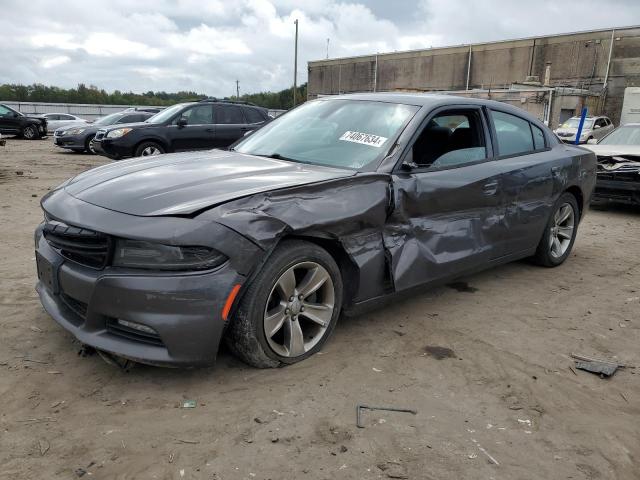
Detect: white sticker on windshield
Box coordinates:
(339, 131, 388, 148)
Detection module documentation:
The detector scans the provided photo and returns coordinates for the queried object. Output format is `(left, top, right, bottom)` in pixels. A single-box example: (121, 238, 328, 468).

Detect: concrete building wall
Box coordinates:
(308, 26, 640, 125)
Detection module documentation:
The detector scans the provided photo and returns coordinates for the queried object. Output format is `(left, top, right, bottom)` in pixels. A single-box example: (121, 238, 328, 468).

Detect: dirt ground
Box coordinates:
(0, 137, 638, 480)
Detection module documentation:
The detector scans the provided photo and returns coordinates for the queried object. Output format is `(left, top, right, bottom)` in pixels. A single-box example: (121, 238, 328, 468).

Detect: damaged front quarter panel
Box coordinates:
(199, 173, 394, 304)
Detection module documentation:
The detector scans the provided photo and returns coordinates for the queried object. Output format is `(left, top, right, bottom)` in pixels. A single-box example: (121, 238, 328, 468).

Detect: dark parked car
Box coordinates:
(53, 111, 155, 153)
(91, 99, 270, 159)
(35, 94, 596, 368)
(0, 103, 47, 139)
(584, 123, 640, 205)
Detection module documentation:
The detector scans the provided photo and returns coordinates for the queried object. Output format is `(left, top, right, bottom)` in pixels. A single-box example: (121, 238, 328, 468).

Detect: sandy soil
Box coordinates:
(0, 137, 639, 480)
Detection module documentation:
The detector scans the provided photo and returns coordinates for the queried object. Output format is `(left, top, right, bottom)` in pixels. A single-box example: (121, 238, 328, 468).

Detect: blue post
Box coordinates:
(574, 107, 588, 145)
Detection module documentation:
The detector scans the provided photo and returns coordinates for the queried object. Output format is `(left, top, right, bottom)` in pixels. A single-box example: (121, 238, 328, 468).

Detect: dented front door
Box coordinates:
(384, 163, 507, 292)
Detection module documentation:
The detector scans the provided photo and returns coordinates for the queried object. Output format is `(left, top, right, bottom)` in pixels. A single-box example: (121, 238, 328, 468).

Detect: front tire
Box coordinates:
(226, 240, 343, 368)
(135, 141, 165, 157)
(85, 134, 96, 154)
(533, 192, 579, 267)
(22, 125, 38, 140)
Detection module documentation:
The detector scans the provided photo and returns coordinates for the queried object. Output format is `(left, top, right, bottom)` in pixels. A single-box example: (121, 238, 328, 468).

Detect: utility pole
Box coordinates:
(293, 19, 299, 108)
(236, 80, 240, 100)
(326, 38, 330, 59)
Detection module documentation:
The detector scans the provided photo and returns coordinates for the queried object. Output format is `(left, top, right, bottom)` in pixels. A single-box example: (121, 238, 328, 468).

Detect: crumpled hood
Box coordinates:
(63, 149, 355, 216)
(26, 115, 47, 126)
(582, 144, 640, 158)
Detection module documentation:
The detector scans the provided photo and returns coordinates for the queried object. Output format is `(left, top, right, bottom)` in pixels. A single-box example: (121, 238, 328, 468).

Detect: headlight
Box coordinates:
(66, 127, 86, 135)
(112, 239, 227, 270)
(106, 128, 133, 139)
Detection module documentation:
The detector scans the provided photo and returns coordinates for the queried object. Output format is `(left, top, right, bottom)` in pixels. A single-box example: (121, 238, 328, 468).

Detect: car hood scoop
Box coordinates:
(64, 149, 355, 216)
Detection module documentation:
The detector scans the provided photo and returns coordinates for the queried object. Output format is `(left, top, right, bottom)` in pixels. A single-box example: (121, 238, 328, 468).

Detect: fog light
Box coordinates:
(117, 319, 157, 335)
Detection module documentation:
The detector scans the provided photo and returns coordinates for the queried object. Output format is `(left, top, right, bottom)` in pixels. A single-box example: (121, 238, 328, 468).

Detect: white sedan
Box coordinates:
(38, 113, 89, 133)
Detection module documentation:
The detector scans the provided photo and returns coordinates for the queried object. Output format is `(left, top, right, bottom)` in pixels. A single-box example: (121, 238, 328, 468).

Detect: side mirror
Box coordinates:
(177, 117, 187, 128)
(587, 138, 598, 145)
(13, 112, 19, 118)
(593, 124, 601, 129)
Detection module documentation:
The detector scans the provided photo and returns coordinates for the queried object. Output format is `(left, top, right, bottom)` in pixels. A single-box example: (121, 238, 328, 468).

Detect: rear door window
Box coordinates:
(215, 105, 245, 124)
(244, 107, 265, 124)
(491, 111, 534, 156)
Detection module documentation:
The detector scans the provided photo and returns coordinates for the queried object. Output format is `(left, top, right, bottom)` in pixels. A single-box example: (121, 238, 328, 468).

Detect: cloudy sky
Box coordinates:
(1, 0, 638, 97)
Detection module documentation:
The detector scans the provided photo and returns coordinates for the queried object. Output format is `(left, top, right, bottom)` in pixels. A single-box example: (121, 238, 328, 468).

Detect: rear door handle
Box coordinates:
(482, 180, 499, 195)
(205, 128, 214, 132)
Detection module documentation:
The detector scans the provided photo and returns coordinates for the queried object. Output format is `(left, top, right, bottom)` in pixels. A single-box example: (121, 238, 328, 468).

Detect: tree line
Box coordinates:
(0, 83, 307, 110)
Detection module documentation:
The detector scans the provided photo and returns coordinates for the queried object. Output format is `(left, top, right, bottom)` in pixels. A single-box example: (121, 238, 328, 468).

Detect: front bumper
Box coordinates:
(92, 138, 134, 159)
(54, 134, 86, 150)
(35, 229, 244, 367)
(593, 178, 640, 205)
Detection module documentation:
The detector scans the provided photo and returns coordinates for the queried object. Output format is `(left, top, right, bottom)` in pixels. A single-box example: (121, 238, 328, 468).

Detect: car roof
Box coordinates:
(317, 92, 546, 123)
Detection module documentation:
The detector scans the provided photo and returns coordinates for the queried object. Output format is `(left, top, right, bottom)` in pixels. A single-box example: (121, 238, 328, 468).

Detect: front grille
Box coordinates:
(106, 319, 165, 347)
(43, 221, 111, 269)
(60, 293, 88, 320)
(597, 171, 640, 183)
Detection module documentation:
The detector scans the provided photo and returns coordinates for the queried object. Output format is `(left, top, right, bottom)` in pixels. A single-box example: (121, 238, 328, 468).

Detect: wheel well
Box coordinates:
(283, 235, 359, 307)
(134, 138, 167, 154)
(565, 186, 584, 218)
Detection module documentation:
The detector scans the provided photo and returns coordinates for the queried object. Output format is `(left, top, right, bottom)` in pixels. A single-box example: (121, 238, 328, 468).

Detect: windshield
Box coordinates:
(94, 113, 126, 125)
(599, 125, 640, 146)
(234, 99, 419, 170)
(145, 104, 186, 124)
(561, 118, 594, 129)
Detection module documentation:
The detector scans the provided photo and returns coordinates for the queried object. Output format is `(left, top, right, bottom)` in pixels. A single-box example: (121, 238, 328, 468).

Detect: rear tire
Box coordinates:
(225, 240, 343, 368)
(532, 192, 579, 267)
(135, 141, 164, 157)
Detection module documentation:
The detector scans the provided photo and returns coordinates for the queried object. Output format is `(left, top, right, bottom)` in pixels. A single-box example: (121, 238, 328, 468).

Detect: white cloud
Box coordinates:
(2, 0, 639, 97)
(169, 25, 252, 56)
(83, 33, 164, 59)
(41, 55, 71, 69)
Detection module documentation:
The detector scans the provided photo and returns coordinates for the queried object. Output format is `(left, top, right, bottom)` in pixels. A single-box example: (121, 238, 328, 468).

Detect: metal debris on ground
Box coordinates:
(181, 400, 197, 409)
(575, 361, 618, 377)
(570, 352, 635, 378)
(356, 404, 417, 428)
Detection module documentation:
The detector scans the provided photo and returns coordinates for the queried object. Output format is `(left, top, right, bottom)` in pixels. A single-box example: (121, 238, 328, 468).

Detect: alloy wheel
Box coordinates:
(141, 146, 162, 156)
(549, 202, 575, 258)
(263, 261, 335, 358)
(23, 126, 35, 139)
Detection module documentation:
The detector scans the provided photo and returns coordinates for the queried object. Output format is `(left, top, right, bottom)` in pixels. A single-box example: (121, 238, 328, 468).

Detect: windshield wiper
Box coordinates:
(255, 153, 298, 162)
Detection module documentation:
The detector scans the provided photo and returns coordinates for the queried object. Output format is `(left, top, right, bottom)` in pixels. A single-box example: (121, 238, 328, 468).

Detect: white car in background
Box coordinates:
(583, 123, 640, 205)
(554, 116, 614, 144)
(38, 113, 89, 133)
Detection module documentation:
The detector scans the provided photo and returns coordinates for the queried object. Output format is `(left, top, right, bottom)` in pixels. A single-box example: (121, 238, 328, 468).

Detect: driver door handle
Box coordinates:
(482, 180, 499, 195)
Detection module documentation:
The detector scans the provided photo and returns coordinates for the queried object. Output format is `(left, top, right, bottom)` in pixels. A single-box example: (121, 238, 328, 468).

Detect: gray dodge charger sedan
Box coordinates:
(35, 94, 596, 368)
